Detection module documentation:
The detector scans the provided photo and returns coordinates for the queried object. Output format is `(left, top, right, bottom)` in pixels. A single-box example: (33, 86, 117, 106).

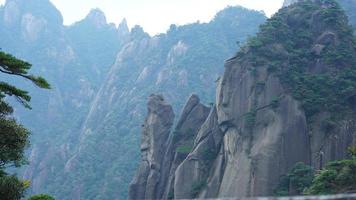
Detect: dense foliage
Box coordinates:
(306, 159, 356, 194)
(306, 148, 356, 195)
(0, 51, 50, 199)
(0, 173, 29, 200)
(275, 162, 315, 196)
(28, 194, 56, 200)
(237, 0, 356, 123)
(276, 147, 356, 196)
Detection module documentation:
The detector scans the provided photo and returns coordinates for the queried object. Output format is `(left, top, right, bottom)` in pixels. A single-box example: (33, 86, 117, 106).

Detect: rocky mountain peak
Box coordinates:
(130, 25, 149, 40)
(213, 5, 265, 23)
(129, 94, 174, 200)
(2, 0, 20, 26)
(2, 0, 63, 27)
(1, 0, 63, 42)
(117, 18, 129, 37)
(283, 0, 299, 7)
(85, 8, 107, 28)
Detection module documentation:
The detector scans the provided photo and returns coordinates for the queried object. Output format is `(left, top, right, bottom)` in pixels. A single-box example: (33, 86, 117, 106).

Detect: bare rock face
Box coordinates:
(174, 107, 223, 199)
(160, 94, 211, 199)
(129, 94, 211, 199)
(3, 0, 21, 26)
(21, 13, 47, 42)
(214, 59, 310, 198)
(128, 94, 174, 200)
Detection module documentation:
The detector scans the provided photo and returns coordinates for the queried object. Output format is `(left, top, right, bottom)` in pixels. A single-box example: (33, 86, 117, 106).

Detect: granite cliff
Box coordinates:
(130, 0, 356, 198)
(0, 1, 267, 199)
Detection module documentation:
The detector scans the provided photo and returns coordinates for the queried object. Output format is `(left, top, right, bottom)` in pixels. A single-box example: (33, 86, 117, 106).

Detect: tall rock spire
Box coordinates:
(117, 18, 129, 38)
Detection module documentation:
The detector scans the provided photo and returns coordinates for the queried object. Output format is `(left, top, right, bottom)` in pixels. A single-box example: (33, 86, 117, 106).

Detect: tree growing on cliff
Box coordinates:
(276, 147, 356, 196)
(0, 50, 50, 199)
(306, 147, 356, 195)
(274, 162, 315, 196)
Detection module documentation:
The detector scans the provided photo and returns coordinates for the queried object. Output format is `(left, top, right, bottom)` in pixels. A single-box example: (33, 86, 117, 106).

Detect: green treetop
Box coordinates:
(0, 50, 51, 199)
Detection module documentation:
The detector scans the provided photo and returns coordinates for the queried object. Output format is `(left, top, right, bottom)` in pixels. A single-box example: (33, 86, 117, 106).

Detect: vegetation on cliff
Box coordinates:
(28, 194, 56, 200)
(237, 0, 356, 196)
(238, 0, 356, 122)
(305, 147, 356, 195)
(275, 162, 315, 196)
(67, 6, 266, 200)
(276, 146, 356, 196)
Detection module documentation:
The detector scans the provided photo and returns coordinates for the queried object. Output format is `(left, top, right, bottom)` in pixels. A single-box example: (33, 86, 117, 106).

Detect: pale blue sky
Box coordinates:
(0, 0, 284, 35)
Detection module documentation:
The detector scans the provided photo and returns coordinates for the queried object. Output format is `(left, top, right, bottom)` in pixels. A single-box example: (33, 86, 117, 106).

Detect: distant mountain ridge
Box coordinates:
(0, 0, 126, 198)
(1, 0, 355, 199)
(64, 6, 267, 199)
(0, 0, 267, 199)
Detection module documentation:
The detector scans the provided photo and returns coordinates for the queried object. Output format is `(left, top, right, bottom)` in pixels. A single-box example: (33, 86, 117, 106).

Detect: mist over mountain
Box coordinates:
(68, 7, 266, 199)
(1, 0, 356, 199)
(0, 0, 266, 199)
(0, 0, 126, 198)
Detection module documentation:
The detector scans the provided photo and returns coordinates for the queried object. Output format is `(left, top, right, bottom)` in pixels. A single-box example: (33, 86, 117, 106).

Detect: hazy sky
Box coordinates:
(0, 0, 284, 35)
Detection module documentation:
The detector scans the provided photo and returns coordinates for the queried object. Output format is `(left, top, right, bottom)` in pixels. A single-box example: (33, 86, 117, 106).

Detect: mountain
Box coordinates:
(61, 6, 267, 200)
(129, 0, 356, 198)
(65, 9, 128, 86)
(1, 0, 267, 199)
(0, 0, 126, 198)
(284, 0, 356, 26)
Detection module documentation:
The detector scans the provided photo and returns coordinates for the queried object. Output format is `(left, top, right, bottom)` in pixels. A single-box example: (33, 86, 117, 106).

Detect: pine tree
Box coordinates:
(0, 50, 50, 200)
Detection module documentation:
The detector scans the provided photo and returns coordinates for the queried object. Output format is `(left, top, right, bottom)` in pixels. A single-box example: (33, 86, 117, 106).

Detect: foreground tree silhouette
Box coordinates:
(0, 50, 50, 199)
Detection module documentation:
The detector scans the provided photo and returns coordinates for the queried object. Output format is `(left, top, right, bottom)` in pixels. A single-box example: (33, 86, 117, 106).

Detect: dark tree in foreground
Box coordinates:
(0, 50, 50, 199)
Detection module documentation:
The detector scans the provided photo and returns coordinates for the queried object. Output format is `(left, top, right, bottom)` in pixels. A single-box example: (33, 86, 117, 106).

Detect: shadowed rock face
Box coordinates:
(128, 94, 174, 200)
(129, 94, 211, 200)
(130, 1, 356, 199)
(213, 63, 310, 197)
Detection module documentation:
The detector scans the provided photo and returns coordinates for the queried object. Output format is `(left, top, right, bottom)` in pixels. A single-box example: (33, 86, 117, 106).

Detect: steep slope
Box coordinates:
(334, 0, 356, 26)
(63, 6, 267, 200)
(129, 94, 211, 199)
(284, 0, 356, 26)
(0, 0, 125, 198)
(65, 9, 129, 86)
(130, 0, 356, 198)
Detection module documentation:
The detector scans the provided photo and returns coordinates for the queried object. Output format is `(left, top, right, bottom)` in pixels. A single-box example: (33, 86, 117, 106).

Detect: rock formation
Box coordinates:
(130, 0, 356, 199)
(128, 94, 174, 200)
(129, 94, 211, 199)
